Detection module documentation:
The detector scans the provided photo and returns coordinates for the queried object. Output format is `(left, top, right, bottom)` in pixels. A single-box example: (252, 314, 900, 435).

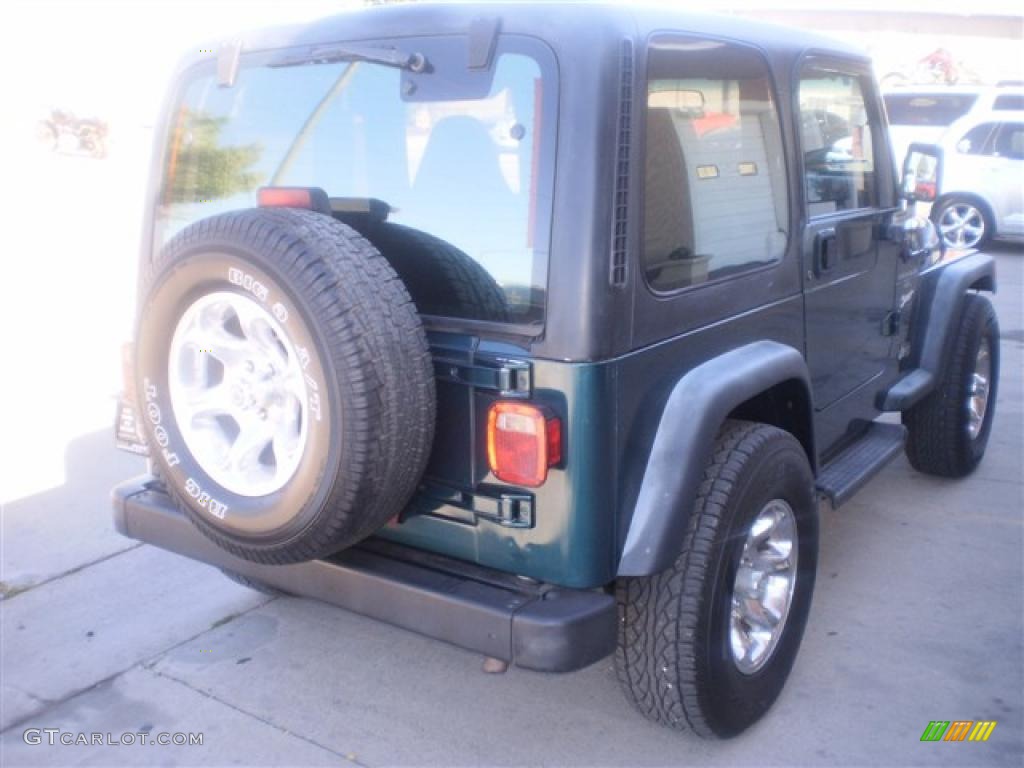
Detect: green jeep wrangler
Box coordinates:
(113, 3, 999, 738)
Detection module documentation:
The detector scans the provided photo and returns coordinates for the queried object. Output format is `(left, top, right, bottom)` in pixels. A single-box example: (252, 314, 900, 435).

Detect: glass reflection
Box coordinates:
(157, 46, 549, 325)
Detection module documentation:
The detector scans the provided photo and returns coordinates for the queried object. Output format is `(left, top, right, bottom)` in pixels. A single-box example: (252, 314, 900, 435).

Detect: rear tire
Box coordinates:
(136, 208, 435, 564)
(220, 569, 283, 597)
(616, 420, 818, 738)
(904, 293, 999, 477)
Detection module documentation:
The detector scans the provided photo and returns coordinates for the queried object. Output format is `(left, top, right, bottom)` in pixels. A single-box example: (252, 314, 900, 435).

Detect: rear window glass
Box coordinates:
(155, 37, 556, 326)
(882, 93, 978, 126)
(994, 93, 1024, 111)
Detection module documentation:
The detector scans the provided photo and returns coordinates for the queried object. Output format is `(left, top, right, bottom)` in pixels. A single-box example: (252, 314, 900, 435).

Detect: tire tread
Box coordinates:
(615, 420, 788, 738)
(904, 293, 998, 478)
(141, 208, 435, 564)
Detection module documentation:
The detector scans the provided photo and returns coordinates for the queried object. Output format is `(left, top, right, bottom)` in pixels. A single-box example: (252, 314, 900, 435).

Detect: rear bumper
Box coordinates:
(111, 477, 617, 673)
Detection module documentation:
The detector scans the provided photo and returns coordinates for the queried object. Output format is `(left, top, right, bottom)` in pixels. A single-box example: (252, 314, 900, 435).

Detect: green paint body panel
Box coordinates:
(378, 358, 619, 588)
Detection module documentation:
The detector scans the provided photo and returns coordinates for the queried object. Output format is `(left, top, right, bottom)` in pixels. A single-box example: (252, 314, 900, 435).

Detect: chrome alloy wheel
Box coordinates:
(966, 336, 992, 440)
(168, 292, 309, 497)
(730, 499, 799, 675)
(938, 203, 986, 249)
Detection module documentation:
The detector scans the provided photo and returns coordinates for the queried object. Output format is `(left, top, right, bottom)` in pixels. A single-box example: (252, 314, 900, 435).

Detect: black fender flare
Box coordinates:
(881, 251, 996, 411)
(617, 341, 813, 577)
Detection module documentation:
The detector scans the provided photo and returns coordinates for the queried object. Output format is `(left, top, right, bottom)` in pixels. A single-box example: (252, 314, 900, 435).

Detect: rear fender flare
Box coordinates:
(617, 341, 813, 577)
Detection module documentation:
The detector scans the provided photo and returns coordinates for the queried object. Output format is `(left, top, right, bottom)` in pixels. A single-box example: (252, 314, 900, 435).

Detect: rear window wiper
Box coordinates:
(272, 43, 427, 73)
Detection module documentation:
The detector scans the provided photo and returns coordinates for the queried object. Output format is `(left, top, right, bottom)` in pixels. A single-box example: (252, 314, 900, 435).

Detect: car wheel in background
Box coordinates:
(932, 197, 993, 250)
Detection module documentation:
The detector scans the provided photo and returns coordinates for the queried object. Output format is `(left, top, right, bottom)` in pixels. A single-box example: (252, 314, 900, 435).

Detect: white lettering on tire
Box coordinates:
(184, 477, 228, 519)
(153, 425, 169, 447)
(303, 374, 322, 422)
(144, 377, 226, 515)
(227, 267, 269, 302)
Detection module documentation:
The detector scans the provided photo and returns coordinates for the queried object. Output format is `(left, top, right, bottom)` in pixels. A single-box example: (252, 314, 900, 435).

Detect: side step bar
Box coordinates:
(816, 422, 907, 508)
(111, 478, 616, 673)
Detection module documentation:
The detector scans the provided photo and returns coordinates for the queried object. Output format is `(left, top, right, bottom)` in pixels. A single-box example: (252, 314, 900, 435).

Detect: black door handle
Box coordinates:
(814, 228, 836, 276)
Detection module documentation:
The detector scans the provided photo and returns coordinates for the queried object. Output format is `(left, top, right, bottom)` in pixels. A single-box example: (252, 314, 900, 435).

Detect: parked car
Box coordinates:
(883, 84, 1024, 164)
(112, 3, 999, 739)
(928, 110, 1024, 249)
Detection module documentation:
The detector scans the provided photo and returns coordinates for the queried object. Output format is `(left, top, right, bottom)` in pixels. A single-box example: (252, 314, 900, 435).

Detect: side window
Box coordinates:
(992, 122, 1024, 160)
(993, 93, 1024, 111)
(642, 37, 788, 293)
(799, 70, 876, 216)
(957, 123, 998, 155)
(882, 93, 977, 127)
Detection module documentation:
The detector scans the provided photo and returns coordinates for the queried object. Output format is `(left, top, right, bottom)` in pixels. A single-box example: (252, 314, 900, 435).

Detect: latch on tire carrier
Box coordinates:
(432, 355, 532, 397)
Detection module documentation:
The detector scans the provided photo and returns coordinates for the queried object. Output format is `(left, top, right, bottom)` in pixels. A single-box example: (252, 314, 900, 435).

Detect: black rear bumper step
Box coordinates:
(111, 477, 616, 673)
(816, 422, 906, 508)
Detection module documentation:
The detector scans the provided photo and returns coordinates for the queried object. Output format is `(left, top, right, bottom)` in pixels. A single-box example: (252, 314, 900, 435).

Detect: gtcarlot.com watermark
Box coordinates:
(23, 729, 203, 747)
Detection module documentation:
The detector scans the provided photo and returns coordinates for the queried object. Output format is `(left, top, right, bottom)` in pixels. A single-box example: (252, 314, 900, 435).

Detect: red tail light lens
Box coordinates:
(486, 402, 562, 487)
(257, 186, 332, 214)
(257, 187, 315, 209)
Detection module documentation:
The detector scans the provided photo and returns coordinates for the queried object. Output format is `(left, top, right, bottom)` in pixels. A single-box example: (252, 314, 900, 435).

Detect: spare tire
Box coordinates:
(135, 208, 435, 564)
(357, 222, 510, 323)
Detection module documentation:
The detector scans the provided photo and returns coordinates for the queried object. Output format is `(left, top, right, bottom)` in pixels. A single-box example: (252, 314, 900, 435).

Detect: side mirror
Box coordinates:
(901, 142, 943, 203)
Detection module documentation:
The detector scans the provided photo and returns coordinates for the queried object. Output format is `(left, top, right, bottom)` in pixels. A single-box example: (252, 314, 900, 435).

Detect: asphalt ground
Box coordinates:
(1, 147, 1022, 768)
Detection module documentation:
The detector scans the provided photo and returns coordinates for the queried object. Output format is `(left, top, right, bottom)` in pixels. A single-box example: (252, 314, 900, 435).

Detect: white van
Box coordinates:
(883, 84, 1024, 164)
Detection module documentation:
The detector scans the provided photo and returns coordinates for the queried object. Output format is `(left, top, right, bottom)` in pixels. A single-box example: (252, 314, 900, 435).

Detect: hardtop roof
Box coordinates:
(205, 2, 865, 65)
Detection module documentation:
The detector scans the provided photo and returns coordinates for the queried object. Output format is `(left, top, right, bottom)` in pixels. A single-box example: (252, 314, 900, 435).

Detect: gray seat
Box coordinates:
(643, 107, 697, 289)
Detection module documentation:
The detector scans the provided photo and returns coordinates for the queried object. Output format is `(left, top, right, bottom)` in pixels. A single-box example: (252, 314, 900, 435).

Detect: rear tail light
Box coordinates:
(257, 186, 332, 215)
(486, 402, 562, 487)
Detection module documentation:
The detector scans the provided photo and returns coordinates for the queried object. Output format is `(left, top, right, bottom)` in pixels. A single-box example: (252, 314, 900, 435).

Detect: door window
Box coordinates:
(799, 70, 877, 216)
(957, 123, 998, 155)
(642, 38, 788, 292)
(992, 122, 1024, 160)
